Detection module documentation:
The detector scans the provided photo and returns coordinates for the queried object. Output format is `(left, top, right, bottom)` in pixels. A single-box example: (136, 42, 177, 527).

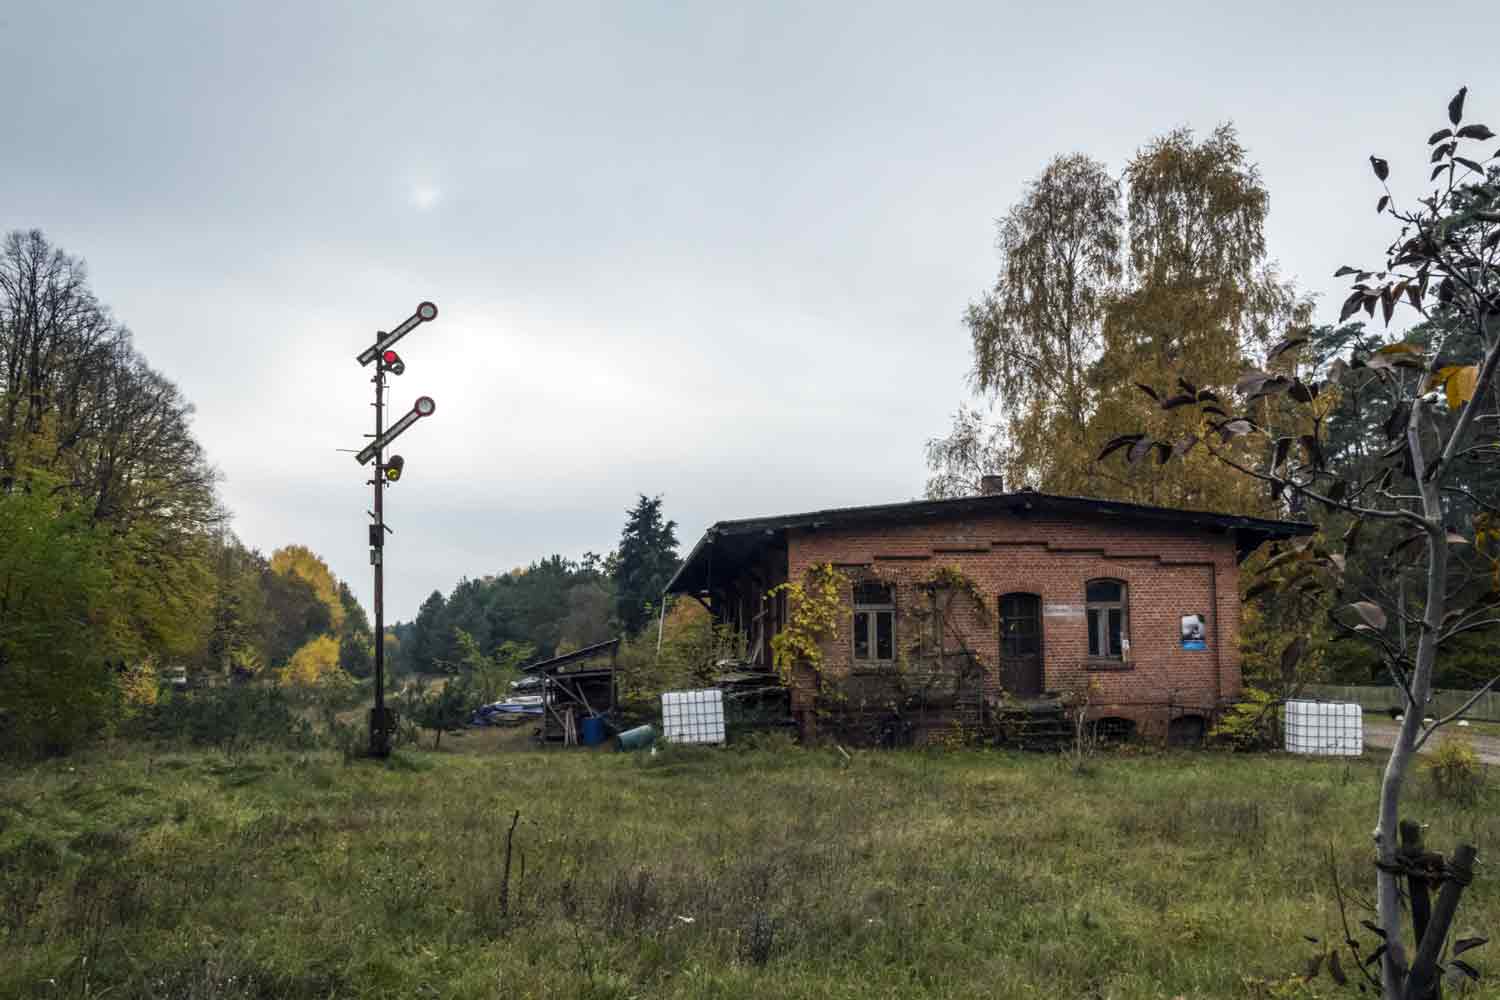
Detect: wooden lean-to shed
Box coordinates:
(522, 638, 619, 745)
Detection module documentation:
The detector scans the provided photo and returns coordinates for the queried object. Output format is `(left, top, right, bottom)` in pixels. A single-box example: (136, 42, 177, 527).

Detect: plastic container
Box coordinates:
(1284, 700, 1363, 756)
(616, 724, 656, 751)
(662, 689, 726, 745)
(581, 716, 607, 746)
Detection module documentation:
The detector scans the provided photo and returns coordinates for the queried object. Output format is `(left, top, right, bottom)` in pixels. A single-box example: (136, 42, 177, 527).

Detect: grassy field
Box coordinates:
(1, 741, 1496, 1000)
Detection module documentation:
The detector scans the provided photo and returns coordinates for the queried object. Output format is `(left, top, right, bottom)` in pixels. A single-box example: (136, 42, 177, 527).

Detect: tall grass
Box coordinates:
(0, 744, 1494, 999)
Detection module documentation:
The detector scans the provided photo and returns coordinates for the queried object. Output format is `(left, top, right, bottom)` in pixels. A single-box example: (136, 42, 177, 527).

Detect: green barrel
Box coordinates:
(616, 724, 655, 751)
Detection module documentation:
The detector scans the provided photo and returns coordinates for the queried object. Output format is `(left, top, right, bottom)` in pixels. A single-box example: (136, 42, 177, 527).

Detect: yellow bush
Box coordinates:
(278, 635, 342, 688)
(119, 661, 159, 709)
(1426, 730, 1483, 804)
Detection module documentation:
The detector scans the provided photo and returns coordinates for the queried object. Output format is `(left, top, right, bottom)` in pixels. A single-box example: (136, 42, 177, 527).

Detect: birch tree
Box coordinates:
(1103, 88, 1498, 998)
(937, 132, 1307, 513)
(961, 153, 1122, 493)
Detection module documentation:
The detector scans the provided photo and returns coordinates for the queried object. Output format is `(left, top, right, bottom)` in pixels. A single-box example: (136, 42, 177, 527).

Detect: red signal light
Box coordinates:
(381, 350, 406, 375)
(382, 350, 398, 364)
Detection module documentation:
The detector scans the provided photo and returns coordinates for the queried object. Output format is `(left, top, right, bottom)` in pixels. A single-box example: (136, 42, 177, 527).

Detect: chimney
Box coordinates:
(979, 475, 1005, 495)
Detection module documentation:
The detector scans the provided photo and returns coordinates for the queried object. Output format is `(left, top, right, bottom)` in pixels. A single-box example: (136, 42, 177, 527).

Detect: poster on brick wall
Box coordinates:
(1180, 613, 1207, 650)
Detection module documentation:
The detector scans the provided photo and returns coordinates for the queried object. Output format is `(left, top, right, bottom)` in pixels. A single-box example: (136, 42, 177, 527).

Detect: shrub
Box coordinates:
(732, 729, 798, 753)
(305, 668, 364, 732)
(408, 676, 478, 750)
(1426, 731, 1483, 804)
(616, 601, 743, 716)
(1209, 687, 1281, 751)
(0, 483, 123, 756)
(130, 684, 316, 754)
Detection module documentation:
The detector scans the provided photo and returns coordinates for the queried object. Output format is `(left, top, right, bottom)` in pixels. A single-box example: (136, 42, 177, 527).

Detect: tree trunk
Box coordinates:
(1375, 407, 1449, 999)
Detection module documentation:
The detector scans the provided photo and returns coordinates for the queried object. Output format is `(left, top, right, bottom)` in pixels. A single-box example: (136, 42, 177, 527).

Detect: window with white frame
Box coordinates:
(1085, 579, 1128, 660)
(852, 582, 895, 664)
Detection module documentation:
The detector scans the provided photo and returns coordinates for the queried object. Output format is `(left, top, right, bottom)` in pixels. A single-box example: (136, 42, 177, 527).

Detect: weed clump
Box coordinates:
(1427, 731, 1484, 804)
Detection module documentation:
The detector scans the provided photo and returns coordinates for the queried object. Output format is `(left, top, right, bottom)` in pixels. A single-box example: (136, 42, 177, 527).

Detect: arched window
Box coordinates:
(1085, 579, 1128, 660)
(853, 582, 895, 663)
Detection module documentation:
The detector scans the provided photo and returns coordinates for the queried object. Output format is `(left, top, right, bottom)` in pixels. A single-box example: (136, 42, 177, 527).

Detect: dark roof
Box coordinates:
(665, 490, 1313, 595)
(521, 638, 620, 675)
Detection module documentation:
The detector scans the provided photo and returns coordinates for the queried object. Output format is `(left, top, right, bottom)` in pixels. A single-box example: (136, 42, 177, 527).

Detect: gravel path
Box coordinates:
(1362, 717, 1500, 766)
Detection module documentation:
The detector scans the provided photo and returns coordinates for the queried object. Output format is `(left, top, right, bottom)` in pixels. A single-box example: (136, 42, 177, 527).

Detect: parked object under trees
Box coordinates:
(1100, 87, 1497, 998)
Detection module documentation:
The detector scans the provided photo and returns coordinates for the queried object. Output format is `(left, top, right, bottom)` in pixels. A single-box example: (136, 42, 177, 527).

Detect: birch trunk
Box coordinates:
(1374, 402, 1447, 999)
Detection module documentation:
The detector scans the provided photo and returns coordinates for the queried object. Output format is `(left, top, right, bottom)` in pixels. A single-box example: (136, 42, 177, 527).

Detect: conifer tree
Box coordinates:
(612, 495, 679, 635)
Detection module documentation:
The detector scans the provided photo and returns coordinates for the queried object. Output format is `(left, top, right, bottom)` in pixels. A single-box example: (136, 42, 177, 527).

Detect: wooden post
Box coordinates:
(1400, 821, 1432, 955)
(499, 809, 520, 922)
(1404, 842, 1478, 1000)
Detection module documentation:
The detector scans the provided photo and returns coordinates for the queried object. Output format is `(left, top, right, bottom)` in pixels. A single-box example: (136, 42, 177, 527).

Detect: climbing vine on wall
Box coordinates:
(768, 563, 848, 688)
(897, 565, 994, 710)
(768, 562, 999, 720)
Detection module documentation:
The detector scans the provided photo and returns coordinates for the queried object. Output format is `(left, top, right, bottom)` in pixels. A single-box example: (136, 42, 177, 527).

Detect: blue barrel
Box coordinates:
(616, 724, 655, 751)
(581, 716, 607, 746)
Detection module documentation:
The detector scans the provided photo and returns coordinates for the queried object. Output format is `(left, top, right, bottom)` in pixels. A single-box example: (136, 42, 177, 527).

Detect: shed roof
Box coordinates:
(665, 490, 1313, 596)
(521, 637, 620, 675)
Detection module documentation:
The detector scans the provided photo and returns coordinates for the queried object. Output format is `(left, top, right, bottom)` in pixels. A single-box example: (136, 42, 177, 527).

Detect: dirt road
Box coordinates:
(1362, 717, 1500, 766)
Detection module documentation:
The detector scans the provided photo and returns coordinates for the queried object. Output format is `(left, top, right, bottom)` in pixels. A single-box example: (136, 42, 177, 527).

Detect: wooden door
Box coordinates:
(999, 593, 1043, 697)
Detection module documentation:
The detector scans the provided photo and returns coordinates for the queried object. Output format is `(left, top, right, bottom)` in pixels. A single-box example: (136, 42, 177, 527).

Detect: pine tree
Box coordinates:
(405, 590, 448, 674)
(612, 495, 680, 635)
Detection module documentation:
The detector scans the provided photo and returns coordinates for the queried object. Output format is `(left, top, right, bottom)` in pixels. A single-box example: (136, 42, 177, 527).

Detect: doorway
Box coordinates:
(999, 593, 1043, 697)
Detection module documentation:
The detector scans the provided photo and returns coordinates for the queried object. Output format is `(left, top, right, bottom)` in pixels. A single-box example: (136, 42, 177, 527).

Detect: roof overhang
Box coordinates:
(664, 491, 1313, 596)
(521, 637, 620, 675)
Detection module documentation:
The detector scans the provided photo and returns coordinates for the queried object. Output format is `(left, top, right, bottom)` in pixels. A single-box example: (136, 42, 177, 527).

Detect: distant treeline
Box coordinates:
(0, 229, 690, 754)
(389, 495, 681, 675)
(0, 232, 363, 752)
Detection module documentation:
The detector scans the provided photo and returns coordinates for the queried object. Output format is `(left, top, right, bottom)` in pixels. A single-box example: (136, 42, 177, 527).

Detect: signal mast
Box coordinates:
(354, 302, 439, 756)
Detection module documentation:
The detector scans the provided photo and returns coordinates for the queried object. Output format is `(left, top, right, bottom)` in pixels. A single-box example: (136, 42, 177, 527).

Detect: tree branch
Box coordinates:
(1204, 440, 1426, 526)
(1439, 483, 1500, 514)
(1413, 673, 1500, 751)
(1439, 617, 1500, 643)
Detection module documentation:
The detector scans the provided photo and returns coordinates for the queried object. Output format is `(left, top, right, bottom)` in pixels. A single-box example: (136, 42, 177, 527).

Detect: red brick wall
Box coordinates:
(781, 511, 1242, 741)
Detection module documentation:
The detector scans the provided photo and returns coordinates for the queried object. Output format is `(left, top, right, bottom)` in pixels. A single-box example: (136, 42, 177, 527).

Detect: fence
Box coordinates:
(1301, 684, 1500, 722)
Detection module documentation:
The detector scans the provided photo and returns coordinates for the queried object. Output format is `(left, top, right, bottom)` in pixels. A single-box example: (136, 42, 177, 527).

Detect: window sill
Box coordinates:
(850, 663, 897, 674)
(1085, 659, 1134, 672)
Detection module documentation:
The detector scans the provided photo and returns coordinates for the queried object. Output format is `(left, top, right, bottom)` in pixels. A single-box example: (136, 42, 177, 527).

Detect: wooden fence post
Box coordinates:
(499, 809, 520, 923)
(1404, 841, 1478, 1000)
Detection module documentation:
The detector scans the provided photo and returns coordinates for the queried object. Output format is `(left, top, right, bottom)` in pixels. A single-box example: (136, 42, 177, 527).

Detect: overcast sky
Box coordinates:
(3, 1, 1495, 621)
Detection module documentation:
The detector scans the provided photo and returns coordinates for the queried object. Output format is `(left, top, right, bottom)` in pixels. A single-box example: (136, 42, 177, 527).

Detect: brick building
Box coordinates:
(664, 487, 1310, 745)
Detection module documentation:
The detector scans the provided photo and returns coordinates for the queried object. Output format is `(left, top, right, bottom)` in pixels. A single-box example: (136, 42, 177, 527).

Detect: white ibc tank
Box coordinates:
(662, 689, 726, 745)
(1284, 700, 1363, 756)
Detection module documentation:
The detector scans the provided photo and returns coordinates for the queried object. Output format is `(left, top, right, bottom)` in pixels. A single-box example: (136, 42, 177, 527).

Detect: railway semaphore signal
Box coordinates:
(356, 301, 437, 366)
(354, 305, 440, 757)
(354, 396, 436, 466)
